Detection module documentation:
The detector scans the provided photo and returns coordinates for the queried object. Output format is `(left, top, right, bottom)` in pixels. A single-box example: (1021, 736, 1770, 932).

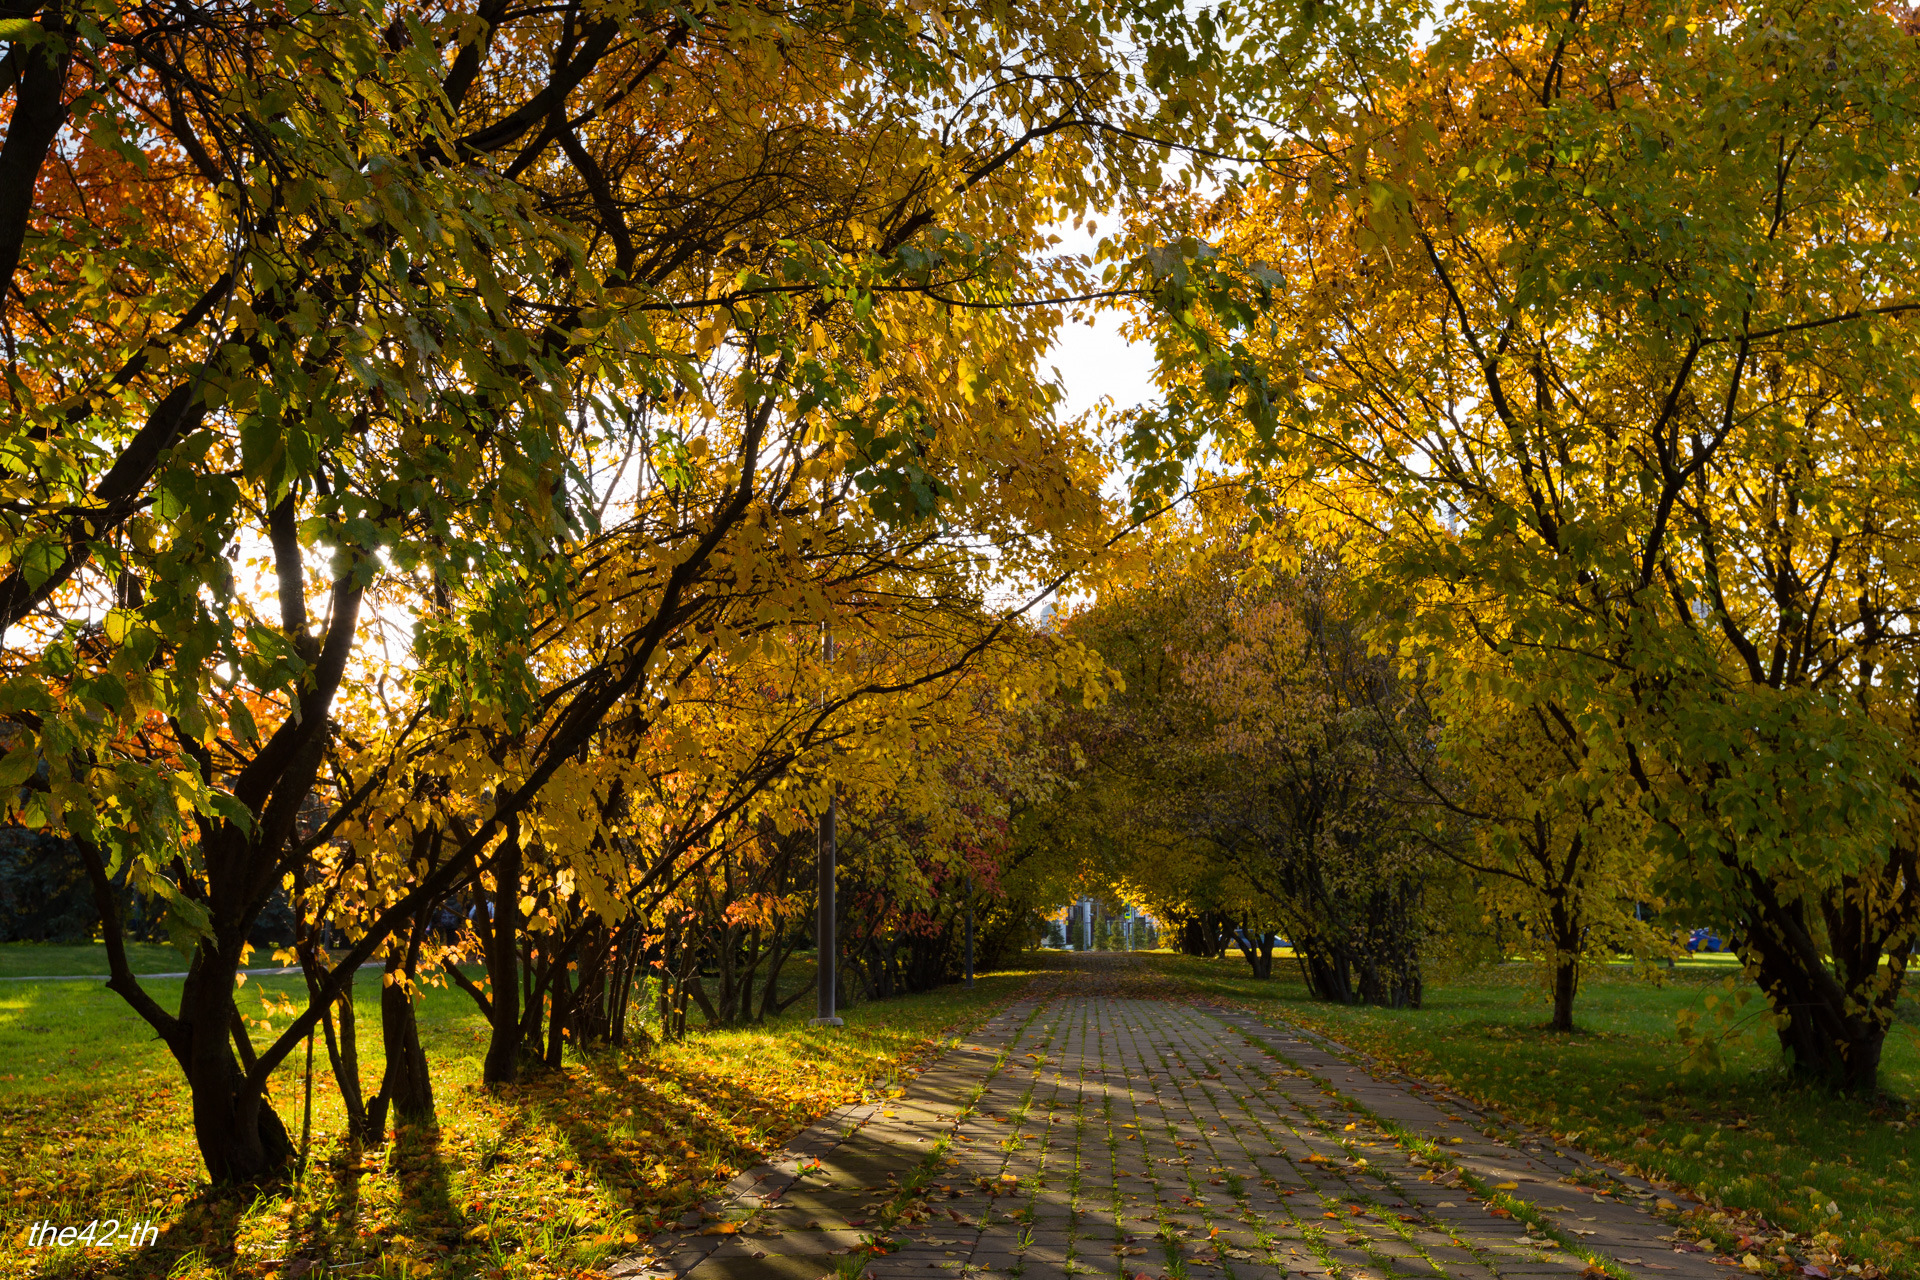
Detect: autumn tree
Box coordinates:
(1134, 0, 1920, 1086)
(1177, 543, 1436, 1005)
(1, 0, 1304, 1179)
(1043, 500, 1448, 1002)
(1416, 675, 1666, 1031)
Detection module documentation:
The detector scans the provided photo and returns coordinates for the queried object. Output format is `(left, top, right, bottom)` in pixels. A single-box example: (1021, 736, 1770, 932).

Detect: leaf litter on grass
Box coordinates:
(0, 969, 1039, 1279)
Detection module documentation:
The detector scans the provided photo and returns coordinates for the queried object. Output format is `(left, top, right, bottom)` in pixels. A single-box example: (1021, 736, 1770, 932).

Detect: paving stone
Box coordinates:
(604, 959, 1716, 1280)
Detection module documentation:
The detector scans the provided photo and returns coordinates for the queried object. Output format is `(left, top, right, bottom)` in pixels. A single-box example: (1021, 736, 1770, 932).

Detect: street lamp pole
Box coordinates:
(812, 624, 843, 1027)
(964, 873, 974, 988)
(813, 789, 841, 1026)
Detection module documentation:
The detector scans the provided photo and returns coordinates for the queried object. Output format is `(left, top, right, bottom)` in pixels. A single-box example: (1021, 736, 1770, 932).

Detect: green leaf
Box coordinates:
(228, 698, 259, 745)
(0, 737, 37, 789)
(161, 893, 215, 963)
(209, 791, 255, 833)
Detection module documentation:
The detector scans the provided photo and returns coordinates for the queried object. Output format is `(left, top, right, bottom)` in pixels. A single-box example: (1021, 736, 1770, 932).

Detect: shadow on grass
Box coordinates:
(6, 966, 1040, 1279)
(35, 1184, 252, 1280)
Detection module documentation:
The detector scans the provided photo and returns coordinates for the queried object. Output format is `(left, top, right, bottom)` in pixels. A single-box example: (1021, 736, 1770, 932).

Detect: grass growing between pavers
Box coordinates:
(0, 946, 1043, 1280)
(1154, 951, 1920, 1279)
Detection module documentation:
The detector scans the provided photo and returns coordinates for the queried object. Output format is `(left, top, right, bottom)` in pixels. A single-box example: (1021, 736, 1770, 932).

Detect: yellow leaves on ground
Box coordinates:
(1, 972, 1027, 1279)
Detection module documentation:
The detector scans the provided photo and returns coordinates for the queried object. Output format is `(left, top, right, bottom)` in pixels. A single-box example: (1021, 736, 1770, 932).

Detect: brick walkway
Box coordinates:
(612, 963, 1721, 1280)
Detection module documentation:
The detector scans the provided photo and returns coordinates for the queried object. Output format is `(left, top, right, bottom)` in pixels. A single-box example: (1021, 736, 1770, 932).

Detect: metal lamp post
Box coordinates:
(812, 624, 843, 1027)
(964, 873, 974, 988)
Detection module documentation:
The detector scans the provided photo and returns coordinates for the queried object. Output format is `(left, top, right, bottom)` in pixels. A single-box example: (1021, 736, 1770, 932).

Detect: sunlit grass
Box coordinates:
(0, 942, 185, 980)
(0, 948, 1041, 1279)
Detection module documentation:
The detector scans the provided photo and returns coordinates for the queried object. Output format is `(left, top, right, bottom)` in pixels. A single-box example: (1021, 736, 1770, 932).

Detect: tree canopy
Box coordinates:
(6, 0, 1920, 1192)
(1130, 0, 1920, 1088)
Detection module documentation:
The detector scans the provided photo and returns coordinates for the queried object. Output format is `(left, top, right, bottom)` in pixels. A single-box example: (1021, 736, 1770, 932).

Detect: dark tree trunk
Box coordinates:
(1235, 930, 1275, 978)
(294, 875, 375, 1145)
(1738, 869, 1906, 1092)
(318, 968, 376, 1144)
(570, 921, 611, 1045)
(0, 10, 73, 312)
(686, 974, 720, 1024)
(603, 921, 643, 1046)
(1549, 958, 1578, 1032)
(1547, 899, 1581, 1032)
(182, 963, 297, 1181)
(1297, 943, 1356, 1004)
(483, 825, 523, 1085)
(545, 960, 569, 1069)
(522, 935, 546, 1062)
(378, 923, 435, 1129)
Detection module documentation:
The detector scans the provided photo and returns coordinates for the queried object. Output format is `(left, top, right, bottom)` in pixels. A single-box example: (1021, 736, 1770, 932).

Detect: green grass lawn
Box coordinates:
(10, 943, 1917, 1280)
(0, 944, 1040, 1279)
(1155, 952, 1920, 1279)
(0, 941, 190, 979)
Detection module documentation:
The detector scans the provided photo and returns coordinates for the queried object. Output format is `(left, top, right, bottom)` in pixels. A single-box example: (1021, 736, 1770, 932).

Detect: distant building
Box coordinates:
(1052, 898, 1156, 950)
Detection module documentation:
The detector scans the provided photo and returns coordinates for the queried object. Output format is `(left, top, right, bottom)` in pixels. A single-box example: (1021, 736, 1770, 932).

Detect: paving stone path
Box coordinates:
(612, 960, 1721, 1280)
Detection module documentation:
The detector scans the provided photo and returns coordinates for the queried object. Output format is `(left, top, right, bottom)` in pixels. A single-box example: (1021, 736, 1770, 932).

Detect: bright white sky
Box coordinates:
(1049, 304, 1158, 425)
(1043, 217, 1161, 444)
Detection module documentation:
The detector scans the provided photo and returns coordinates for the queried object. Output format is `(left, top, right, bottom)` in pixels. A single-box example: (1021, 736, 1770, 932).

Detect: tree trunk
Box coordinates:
(1738, 869, 1905, 1092)
(181, 964, 297, 1182)
(571, 921, 612, 1045)
(1298, 943, 1355, 1004)
(522, 936, 546, 1063)
(686, 974, 720, 1024)
(1547, 899, 1581, 1032)
(378, 929, 435, 1129)
(1549, 955, 1578, 1032)
(296, 895, 374, 1144)
(545, 960, 569, 1069)
(1235, 929, 1275, 978)
(483, 825, 523, 1085)
(321, 969, 376, 1144)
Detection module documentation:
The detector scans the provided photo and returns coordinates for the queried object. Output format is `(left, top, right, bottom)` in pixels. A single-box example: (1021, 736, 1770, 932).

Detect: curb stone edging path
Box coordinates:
(608, 965, 1726, 1280)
